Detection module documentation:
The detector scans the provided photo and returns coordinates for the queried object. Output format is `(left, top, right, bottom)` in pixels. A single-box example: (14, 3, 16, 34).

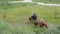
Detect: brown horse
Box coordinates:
(3, 12, 6, 21)
(34, 18, 48, 28)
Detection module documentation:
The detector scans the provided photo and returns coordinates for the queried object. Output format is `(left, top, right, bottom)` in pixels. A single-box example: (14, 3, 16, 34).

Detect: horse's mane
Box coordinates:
(39, 18, 45, 23)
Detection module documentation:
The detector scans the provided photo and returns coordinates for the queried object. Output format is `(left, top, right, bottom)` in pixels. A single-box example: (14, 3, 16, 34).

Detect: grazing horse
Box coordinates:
(34, 18, 48, 28)
(29, 13, 37, 23)
(3, 12, 6, 21)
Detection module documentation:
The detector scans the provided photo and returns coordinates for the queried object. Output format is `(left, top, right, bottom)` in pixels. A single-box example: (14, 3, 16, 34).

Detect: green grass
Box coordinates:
(0, 0, 22, 2)
(0, 0, 60, 4)
(32, 0, 60, 3)
(0, 3, 60, 34)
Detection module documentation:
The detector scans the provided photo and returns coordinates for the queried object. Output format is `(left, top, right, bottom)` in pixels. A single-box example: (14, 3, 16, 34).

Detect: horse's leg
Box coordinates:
(33, 19, 37, 23)
(3, 12, 6, 22)
(39, 24, 44, 28)
(34, 22, 38, 27)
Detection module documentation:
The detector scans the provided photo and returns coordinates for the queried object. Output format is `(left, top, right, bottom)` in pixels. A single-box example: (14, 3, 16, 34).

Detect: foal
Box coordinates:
(34, 18, 48, 28)
(38, 18, 48, 28)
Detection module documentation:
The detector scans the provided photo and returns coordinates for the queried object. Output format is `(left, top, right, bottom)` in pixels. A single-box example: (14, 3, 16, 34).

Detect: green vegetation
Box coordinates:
(32, 0, 60, 3)
(0, 0, 60, 4)
(0, 0, 22, 2)
(0, 2, 60, 34)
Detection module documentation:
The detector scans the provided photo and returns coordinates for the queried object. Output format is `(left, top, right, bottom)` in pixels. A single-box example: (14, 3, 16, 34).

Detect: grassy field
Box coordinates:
(0, 0, 22, 2)
(0, 2, 60, 34)
(0, 0, 60, 4)
(32, 0, 60, 4)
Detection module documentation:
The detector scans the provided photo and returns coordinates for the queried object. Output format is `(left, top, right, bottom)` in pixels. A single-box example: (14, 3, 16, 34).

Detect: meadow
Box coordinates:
(0, 0, 60, 4)
(0, 2, 60, 34)
(32, 0, 60, 3)
(0, 0, 22, 2)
